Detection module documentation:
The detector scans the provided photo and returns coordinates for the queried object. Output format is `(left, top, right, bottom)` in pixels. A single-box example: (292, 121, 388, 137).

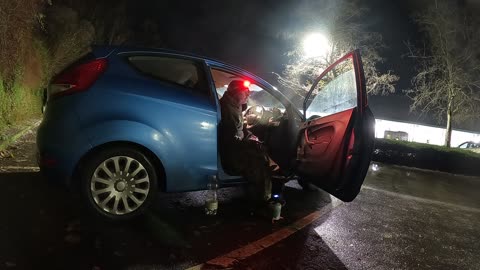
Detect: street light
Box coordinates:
(302, 33, 330, 58)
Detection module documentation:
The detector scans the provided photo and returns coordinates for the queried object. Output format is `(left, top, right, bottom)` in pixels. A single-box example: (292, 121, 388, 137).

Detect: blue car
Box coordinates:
(37, 46, 375, 220)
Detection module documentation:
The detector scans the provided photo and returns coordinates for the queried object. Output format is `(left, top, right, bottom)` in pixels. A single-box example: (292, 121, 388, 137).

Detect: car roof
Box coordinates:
(95, 45, 288, 91)
(91, 45, 301, 117)
(93, 45, 238, 69)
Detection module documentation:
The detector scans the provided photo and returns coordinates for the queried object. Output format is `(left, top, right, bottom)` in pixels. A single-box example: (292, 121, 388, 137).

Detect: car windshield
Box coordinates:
(211, 68, 284, 110)
(259, 72, 305, 109)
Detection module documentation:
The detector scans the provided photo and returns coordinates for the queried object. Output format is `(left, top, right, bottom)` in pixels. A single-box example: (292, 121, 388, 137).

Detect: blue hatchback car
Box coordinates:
(37, 46, 375, 220)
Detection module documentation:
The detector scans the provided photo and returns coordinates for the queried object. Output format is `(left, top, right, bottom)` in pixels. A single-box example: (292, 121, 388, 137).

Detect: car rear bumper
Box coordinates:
(36, 118, 92, 188)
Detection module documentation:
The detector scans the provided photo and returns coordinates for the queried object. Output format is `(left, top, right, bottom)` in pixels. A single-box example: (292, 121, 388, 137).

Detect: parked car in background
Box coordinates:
(458, 141, 480, 153)
(384, 130, 408, 141)
(37, 46, 375, 221)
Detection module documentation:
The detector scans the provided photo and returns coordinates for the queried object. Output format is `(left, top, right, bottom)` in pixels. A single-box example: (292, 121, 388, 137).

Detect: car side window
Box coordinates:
(128, 56, 209, 96)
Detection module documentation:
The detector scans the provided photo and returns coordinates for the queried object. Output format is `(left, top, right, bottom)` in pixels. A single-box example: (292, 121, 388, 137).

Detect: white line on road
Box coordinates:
(362, 185, 480, 214)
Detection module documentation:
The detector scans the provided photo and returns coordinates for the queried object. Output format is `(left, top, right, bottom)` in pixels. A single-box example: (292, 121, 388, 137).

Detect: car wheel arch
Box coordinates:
(72, 141, 167, 192)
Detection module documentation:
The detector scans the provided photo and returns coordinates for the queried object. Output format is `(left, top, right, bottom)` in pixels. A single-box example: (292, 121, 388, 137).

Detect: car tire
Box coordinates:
(80, 146, 158, 221)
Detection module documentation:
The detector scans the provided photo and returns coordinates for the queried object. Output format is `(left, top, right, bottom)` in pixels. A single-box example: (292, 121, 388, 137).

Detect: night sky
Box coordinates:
(121, 0, 478, 130)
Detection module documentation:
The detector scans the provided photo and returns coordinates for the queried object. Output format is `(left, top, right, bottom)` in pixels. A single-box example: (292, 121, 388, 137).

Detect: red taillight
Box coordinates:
(243, 80, 251, 88)
(49, 58, 108, 99)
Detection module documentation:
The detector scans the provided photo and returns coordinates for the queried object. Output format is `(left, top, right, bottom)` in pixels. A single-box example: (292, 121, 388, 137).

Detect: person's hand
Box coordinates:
(268, 117, 280, 126)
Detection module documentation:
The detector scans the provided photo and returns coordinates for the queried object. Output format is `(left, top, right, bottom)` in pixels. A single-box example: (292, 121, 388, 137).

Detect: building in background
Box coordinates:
(375, 118, 480, 147)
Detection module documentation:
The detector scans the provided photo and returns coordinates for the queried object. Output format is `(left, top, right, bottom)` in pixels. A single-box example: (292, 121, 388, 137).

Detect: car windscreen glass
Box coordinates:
(210, 68, 284, 110)
(459, 143, 468, 148)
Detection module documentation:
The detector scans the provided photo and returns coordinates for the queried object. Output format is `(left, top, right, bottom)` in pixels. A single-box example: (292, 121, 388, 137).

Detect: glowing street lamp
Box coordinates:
(302, 33, 331, 58)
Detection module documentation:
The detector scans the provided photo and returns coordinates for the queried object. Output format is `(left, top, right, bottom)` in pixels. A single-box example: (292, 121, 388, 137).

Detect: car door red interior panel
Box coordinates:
(295, 50, 374, 202)
(297, 109, 354, 180)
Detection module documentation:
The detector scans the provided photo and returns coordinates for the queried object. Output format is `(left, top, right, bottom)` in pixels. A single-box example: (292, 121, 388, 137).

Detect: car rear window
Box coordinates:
(128, 55, 209, 96)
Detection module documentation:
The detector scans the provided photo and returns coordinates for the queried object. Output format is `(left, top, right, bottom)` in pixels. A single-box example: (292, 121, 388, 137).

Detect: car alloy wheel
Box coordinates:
(90, 156, 151, 215)
(81, 146, 158, 221)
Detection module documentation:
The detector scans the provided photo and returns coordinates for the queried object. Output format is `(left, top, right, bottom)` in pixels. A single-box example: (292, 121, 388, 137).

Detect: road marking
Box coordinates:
(363, 185, 480, 214)
(0, 166, 40, 172)
(185, 198, 343, 270)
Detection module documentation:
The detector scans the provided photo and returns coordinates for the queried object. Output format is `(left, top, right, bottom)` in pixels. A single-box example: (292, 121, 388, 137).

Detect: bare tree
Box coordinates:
(277, 0, 399, 103)
(0, 0, 42, 91)
(86, 0, 131, 45)
(405, 0, 480, 147)
(137, 19, 167, 48)
(44, 5, 94, 76)
(51, 0, 131, 47)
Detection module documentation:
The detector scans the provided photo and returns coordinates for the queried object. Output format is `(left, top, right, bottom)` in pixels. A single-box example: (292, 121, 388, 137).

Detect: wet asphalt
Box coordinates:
(244, 166, 480, 269)
(0, 129, 479, 270)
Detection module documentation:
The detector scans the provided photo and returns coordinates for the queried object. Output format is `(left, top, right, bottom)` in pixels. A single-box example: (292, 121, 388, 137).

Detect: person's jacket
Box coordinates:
(219, 92, 244, 152)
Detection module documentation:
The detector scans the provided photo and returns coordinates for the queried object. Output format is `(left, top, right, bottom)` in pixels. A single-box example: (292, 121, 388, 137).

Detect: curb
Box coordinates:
(185, 199, 344, 270)
(0, 120, 41, 152)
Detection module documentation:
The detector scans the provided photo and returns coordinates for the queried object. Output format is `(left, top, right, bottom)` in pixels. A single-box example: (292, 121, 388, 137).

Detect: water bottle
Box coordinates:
(270, 201, 282, 221)
(204, 175, 218, 216)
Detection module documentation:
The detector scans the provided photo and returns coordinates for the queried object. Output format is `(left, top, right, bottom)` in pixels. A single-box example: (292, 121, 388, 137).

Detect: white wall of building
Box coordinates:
(375, 119, 480, 147)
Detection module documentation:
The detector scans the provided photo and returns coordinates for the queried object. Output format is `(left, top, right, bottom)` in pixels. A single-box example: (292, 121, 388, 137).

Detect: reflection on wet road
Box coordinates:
(241, 163, 480, 269)
(0, 160, 479, 269)
(0, 170, 333, 269)
(366, 163, 480, 209)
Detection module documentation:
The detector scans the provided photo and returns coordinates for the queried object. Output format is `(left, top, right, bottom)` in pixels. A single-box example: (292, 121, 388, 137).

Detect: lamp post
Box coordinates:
(302, 33, 331, 59)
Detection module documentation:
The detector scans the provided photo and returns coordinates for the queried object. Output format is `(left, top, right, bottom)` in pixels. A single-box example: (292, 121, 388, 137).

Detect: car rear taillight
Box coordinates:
(49, 58, 108, 99)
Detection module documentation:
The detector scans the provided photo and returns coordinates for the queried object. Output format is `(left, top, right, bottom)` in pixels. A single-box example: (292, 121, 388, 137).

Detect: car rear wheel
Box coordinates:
(80, 146, 158, 221)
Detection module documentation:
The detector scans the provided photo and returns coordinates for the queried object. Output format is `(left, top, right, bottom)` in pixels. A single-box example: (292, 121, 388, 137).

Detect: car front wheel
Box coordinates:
(80, 146, 158, 221)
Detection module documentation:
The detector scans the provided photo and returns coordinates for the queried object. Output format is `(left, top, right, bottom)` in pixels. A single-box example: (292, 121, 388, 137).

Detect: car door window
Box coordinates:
(128, 56, 209, 96)
(305, 58, 356, 120)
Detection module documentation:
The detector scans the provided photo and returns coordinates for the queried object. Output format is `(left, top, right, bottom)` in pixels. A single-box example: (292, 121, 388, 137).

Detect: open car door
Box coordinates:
(296, 50, 375, 202)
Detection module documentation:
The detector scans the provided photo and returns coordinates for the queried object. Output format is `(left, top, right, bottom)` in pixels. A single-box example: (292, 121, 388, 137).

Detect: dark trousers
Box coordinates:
(221, 140, 272, 202)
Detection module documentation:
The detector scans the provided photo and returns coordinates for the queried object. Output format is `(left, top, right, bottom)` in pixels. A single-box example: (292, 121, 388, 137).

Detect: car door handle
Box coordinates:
(304, 129, 331, 146)
(304, 129, 313, 145)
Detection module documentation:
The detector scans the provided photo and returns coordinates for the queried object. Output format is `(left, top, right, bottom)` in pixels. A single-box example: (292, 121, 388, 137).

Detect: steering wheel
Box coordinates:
(244, 105, 265, 126)
(270, 107, 283, 122)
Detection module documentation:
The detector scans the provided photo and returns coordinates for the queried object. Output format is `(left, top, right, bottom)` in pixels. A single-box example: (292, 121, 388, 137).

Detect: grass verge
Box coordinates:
(372, 138, 480, 177)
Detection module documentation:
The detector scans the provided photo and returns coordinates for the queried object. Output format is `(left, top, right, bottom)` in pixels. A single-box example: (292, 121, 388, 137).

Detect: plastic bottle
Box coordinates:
(270, 201, 282, 221)
(270, 194, 283, 222)
(204, 175, 218, 216)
